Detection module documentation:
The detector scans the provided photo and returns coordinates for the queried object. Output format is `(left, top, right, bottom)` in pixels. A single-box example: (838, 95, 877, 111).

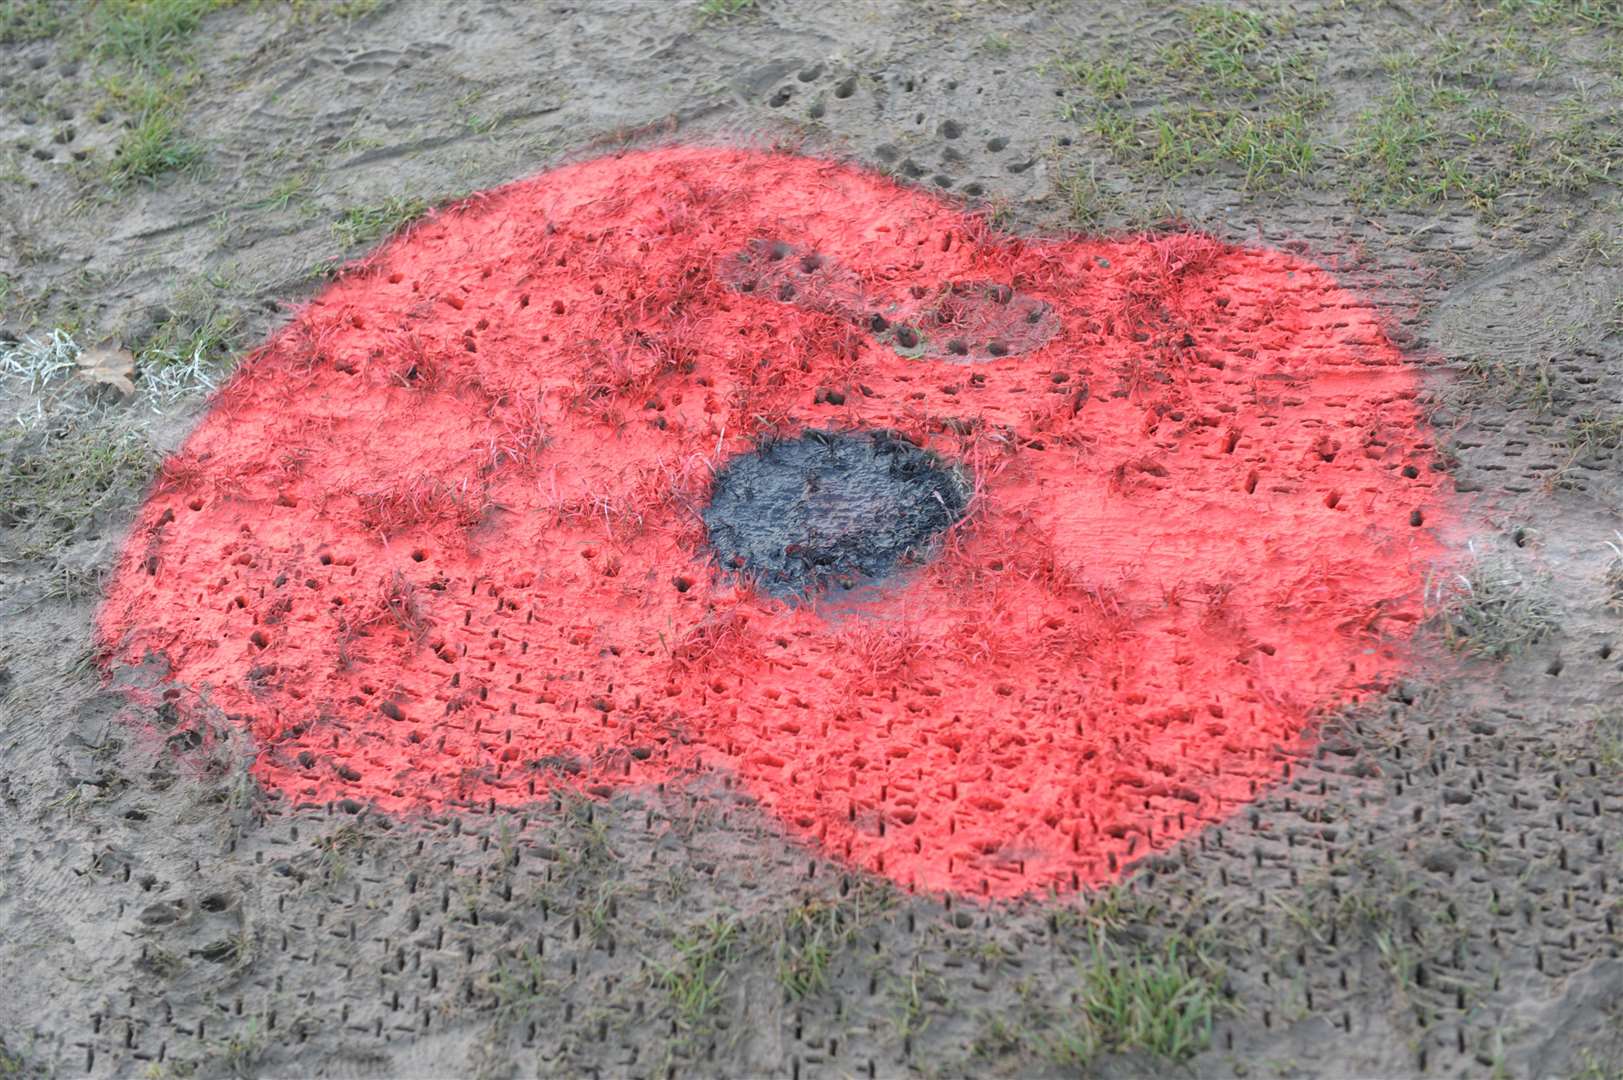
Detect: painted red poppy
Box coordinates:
(99, 147, 1448, 899)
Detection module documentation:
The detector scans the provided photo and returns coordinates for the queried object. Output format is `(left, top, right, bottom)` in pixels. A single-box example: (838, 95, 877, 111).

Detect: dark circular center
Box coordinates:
(703, 429, 970, 597)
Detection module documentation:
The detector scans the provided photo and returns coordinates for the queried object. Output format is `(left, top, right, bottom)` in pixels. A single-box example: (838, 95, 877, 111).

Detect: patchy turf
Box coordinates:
(2, 1, 1622, 1078)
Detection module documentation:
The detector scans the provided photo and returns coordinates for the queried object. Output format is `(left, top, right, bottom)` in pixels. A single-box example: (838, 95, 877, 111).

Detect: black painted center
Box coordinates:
(703, 430, 970, 597)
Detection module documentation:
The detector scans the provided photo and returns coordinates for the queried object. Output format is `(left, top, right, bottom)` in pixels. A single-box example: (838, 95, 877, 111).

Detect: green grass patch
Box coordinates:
(77, 2, 237, 190)
(94, 0, 231, 68)
(108, 107, 201, 185)
(1048, 930, 1221, 1066)
(1059, 8, 1324, 192)
(1088, 96, 1321, 189)
(657, 916, 741, 1030)
(0, 0, 62, 43)
(332, 196, 431, 248)
(1158, 6, 1304, 97)
(1346, 71, 1619, 212)
(1475, 0, 1623, 29)
(94, 48, 210, 189)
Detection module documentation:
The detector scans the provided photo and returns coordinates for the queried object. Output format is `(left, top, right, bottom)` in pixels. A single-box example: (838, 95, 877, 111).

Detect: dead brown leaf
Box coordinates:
(76, 340, 137, 396)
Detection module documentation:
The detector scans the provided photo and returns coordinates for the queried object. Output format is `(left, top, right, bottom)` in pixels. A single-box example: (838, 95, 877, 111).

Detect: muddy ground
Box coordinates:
(2, 1, 1622, 1077)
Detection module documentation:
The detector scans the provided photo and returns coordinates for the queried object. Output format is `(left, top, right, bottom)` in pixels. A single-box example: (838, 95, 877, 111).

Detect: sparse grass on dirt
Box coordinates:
(1057, 4, 1619, 214)
(485, 948, 556, 1017)
(0, 416, 155, 559)
(773, 895, 879, 1000)
(1436, 556, 1560, 659)
(658, 915, 741, 1030)
(1583, 708, 1623, 771)
(1347, 68, 1621, 212)
(1604, 533, 1623, 612)
(1058, 7, 1325, 191)
(698, 0, 756, 18)
(332, 196, 432, 248)
(135, 283, 245, 401)
(1479, 0, 1623, 30)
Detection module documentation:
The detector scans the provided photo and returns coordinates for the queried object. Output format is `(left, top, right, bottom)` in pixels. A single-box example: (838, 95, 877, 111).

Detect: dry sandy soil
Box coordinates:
(2, 1, 1622, 1077)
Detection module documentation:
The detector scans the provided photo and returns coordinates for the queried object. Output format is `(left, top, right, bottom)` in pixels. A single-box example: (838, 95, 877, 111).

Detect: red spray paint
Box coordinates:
(98, 147, 1450, 899)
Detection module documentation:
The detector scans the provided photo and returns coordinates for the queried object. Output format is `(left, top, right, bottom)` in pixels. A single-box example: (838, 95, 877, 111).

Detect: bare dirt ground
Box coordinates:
(2, 1, 1621, 1077)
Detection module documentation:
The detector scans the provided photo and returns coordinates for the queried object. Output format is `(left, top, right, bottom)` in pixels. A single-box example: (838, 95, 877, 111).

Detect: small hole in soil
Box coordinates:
(986, 340, 1009, 357)
(987, 136, 1008, 151)
(250, 631, 270, 649)
(673, 576, 693, 593)
(411, 549, 427, 562)
(1546, 658, 1563, 677)
(895, 326, 919, 349)
(778, 282, 797, 301)
(947, 339, 968, 356)
(320, 553, 333, 565)
(835, 77, 856, 99)
(799, 253, 824, 273)
(869, 313, 890, 332)
(1409, 509, 1424, 527)
(940, 119, 962, 139)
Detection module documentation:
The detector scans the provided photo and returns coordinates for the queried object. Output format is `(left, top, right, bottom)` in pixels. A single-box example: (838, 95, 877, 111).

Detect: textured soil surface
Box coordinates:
(2, 2, 1622, 1078)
